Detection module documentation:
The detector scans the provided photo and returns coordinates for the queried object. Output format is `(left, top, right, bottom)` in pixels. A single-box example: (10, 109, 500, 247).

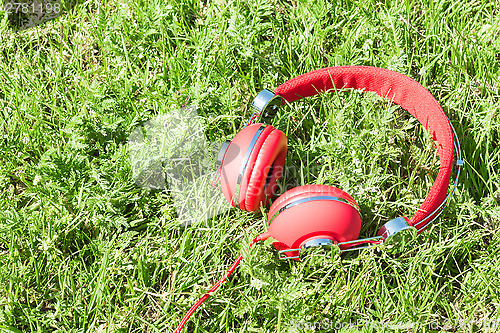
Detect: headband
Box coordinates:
(269, 66, 455, 228)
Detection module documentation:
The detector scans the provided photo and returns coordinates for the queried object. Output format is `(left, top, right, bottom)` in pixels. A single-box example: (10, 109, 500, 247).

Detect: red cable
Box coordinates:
(174, 232, 271, 333)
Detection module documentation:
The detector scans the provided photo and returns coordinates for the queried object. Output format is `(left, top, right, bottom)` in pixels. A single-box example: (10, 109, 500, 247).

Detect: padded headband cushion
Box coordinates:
(274, 66, 454, 226)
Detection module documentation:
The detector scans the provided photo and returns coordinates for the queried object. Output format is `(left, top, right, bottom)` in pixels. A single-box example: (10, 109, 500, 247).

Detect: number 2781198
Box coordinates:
(5, 1, 61, 14)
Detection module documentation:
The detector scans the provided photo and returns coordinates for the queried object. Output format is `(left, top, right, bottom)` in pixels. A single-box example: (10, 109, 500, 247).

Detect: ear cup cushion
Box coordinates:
(220, 123, 270, 207)
(268, 184, 359, 222)
(239, 128, 287, 211)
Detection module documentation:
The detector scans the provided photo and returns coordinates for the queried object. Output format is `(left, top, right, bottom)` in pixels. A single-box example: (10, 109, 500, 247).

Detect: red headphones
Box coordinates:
(174, 66, 463, 332)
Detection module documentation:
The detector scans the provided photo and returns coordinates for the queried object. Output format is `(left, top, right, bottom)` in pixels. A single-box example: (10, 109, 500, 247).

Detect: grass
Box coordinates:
(0, 0, 499, 332)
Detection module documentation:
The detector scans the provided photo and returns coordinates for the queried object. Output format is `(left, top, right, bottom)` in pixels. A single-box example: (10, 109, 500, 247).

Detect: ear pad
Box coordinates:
(220, 123, 287, 211)
(267, 185, 361, 258)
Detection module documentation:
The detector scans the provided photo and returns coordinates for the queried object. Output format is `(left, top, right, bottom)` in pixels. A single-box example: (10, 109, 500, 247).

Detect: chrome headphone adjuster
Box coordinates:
(377, 217, 417, 253)
(247, 89, 283, 125)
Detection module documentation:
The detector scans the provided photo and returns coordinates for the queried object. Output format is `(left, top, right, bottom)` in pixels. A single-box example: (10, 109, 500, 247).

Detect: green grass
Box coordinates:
(1, 0, 500, 332)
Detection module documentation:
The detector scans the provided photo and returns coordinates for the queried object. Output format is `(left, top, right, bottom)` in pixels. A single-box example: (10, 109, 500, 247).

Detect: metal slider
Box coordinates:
(377, 217, 417, 253)
(338, 236, 384, 252)
(245, 89, 283, 126)
(277, 236, 384, 260)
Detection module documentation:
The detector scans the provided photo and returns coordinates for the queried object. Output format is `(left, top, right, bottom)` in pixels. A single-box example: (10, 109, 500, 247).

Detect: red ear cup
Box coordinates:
(220, 123, 287, 211)
(267, 185, 361, 258)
